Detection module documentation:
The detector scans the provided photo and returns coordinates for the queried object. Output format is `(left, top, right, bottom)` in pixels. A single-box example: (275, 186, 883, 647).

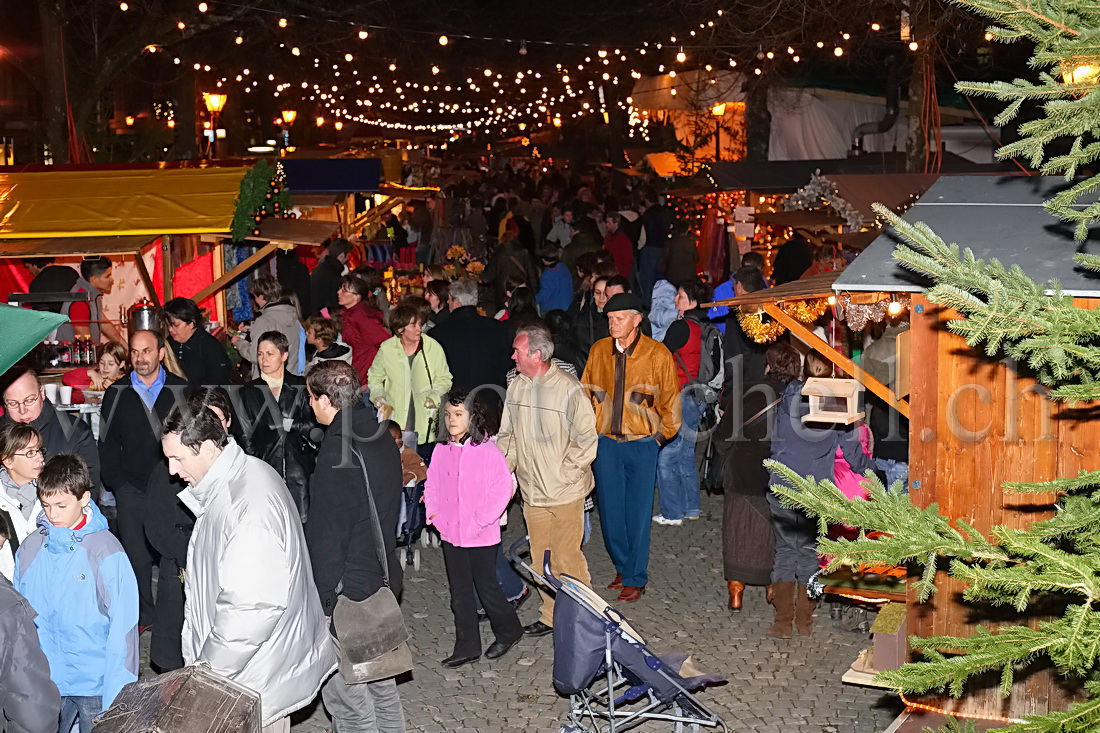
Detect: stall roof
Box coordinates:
(754, 210, 844, 228)
(281, 158, 382, 194)
(834, 175, 1100, 297)
(0, 167, 248, 239)
(243, 218, 339, 246)
(704, 272, 839, 307)
(0, 235, 159, 259)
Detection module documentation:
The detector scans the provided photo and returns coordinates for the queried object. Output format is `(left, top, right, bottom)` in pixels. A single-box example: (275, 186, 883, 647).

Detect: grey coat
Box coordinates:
(0, 575, 60, 733)
(237, 302, 302, 377)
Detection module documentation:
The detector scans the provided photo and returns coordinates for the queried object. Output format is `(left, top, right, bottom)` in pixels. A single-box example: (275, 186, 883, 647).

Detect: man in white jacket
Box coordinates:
(162, 401, 336, 732)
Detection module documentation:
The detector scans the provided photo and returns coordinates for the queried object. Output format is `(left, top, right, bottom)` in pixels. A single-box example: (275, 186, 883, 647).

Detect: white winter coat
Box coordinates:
(0, 467, 42, 582)
(178, 439, 336, 725)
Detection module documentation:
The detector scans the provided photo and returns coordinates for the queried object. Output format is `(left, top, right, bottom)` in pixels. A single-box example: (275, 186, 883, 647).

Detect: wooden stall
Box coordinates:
(832, 175, 1100, 722)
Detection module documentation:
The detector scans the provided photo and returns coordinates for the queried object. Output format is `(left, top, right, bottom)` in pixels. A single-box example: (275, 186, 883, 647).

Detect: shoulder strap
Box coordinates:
(350, 447, 391, 588)
(743, 397, 782, 429)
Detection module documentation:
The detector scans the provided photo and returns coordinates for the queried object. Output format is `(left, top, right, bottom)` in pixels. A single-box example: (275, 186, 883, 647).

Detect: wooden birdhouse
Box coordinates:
(801, 377, 864, 424)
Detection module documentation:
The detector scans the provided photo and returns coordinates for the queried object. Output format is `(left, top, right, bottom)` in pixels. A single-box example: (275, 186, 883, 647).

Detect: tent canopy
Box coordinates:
(0, 235, 159, 259)
(834, 175, 1100, 297)
(0, 168, 248, 239)
(0, 305, 68, 375)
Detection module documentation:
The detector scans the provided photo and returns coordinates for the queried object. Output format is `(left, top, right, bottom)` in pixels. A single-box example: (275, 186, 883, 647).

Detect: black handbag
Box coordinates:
(331, 448, 413, 683)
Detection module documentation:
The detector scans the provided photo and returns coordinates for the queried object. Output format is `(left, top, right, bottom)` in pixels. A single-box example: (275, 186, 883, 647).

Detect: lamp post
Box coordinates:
(202, 92, 227, 158)
(280, 109, 296, 149)
(711, 103, 726, 162)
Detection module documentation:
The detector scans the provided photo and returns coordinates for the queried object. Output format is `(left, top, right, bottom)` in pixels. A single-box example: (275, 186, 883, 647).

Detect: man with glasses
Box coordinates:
(0, 367, 100, 495)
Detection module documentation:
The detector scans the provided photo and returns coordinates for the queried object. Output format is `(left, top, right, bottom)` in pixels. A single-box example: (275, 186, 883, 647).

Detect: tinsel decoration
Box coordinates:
(784, 171, 863, 231)
(230, 160, 292, 242)
(837, 293, 911, 331)
(736, 298, 831, 343)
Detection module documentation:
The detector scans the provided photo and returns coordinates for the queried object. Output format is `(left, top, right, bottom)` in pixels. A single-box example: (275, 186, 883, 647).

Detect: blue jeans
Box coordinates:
(637, 247, 664, 309)
(61, 695, 102, 733)
(593, 435, 659, 588)
(321, 671, 406, 733)
(655, 393, 704, 520)
(876, 458, 909, 493)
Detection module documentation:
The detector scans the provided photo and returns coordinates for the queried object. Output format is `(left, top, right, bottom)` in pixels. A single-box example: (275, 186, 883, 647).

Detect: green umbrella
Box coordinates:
(0, 305, 68, 375)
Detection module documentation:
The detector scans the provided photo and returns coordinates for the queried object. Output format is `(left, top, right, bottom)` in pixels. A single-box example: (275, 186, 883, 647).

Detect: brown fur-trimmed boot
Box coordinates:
(794, 588, 818, 637)
(766, 581, 795, 638)
(726, 581, 745, 611)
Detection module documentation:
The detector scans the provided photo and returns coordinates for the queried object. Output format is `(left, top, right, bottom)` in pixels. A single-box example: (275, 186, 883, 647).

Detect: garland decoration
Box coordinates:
(784, 171, 863, 231)
(230, 160, 294, 242)
(736, 298, 830, 343)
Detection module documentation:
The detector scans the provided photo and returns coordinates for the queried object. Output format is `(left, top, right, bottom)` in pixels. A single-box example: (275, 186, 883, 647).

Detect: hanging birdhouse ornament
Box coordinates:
(801, 377, 865, 424)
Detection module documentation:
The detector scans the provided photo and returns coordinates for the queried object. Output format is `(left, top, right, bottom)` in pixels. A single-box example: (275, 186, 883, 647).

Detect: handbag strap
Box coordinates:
(350, 447, 392, 589)
(743, 397, 782, 429)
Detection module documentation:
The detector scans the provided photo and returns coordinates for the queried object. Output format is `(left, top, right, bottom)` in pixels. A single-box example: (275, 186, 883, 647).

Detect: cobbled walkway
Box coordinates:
(143, 490, 903, 731)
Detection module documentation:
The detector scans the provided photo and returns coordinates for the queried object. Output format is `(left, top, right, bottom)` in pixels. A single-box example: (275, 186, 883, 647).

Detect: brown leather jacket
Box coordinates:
(580, 332, 681, 445)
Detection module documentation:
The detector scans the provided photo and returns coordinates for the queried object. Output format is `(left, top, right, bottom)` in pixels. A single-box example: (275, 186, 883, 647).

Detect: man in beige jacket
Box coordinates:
(498, 321, 598, 636)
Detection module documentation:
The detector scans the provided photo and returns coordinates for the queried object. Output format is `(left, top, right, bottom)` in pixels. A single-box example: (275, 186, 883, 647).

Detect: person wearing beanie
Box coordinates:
(579, 292, 681, 602)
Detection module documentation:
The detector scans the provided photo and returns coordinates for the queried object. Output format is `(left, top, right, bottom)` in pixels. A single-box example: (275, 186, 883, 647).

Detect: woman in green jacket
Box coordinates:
(368, 303, 453, 457)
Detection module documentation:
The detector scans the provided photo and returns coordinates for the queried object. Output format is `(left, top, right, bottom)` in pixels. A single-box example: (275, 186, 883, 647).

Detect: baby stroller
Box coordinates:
(508, 538, 728, 733)
(396, 480, 436, 571)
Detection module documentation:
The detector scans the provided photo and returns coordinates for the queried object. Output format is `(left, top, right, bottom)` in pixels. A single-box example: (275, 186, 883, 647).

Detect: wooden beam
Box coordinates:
(762, 301, 911, 420)
(161, 237, 173, 301)
(133, 252, 160, 309)
(192, 241, 278, 304)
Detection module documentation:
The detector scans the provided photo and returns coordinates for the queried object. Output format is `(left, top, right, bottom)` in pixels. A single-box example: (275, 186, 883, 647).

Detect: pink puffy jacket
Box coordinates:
(425, 439, 515, 548)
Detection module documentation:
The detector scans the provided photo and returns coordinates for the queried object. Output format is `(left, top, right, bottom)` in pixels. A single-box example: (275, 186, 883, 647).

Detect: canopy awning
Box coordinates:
(0, 234, 159, 259)
(0, 167, 248, 239)
(754, 210, 845, 229)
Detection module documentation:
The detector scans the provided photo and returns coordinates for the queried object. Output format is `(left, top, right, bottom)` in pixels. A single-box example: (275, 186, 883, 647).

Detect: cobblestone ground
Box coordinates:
(143, 490, 903, 732)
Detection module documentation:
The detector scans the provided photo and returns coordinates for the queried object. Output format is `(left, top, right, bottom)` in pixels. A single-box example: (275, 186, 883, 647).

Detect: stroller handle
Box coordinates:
(506, 536, 562, 590)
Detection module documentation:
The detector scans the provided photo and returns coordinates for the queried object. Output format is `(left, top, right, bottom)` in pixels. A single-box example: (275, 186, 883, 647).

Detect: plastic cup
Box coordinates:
(59, 385, 73, 404)
(44, 383, 59, 403)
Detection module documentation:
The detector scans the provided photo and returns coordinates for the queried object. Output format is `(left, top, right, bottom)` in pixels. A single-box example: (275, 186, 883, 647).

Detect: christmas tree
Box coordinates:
(767, 2, 1100, 731)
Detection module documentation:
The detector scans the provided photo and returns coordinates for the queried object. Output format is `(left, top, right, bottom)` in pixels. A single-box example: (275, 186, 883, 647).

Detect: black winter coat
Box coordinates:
(1, 399, 100, 498)
(0, 576, 60, 733)
(429, 306, 512, 411)
(235, 374, 320, 523)
(305, 403, 403, 616)
(99, 370, 190, 494)
(310, 254, 345, 316)
(172, 328, 233, 388)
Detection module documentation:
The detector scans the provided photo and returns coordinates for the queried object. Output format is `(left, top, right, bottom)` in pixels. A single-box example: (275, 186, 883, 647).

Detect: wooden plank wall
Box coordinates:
(906, 294, 1092, 719)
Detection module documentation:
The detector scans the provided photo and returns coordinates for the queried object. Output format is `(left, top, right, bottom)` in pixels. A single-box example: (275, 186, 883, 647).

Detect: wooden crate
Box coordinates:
(94, 665, 261, 733)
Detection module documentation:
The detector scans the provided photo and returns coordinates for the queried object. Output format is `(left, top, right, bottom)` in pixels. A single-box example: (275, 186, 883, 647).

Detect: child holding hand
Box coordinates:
(424, 390, 522, 669)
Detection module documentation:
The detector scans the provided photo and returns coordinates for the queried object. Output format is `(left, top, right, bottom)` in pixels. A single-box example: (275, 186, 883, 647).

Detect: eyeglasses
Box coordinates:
(12, 448, 43, 459)
(3, 393, 40, 411)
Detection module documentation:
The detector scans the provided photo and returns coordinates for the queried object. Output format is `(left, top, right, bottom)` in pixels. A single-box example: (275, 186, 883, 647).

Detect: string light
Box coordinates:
(358, 29, 369, 39)
(344, 53, 353, 62)
(897, 694, 1020, 726)
(438, 34, 449, 46)
(119, 1, 128, 9)
(908, 41, 919, 50)
(676, 48, 687, 63)
(871, 23, 880, 31)
(235, 35, 243, 44)
(834, 47, 844, 56)
(278, 17, 287, 27)
(197, 2, 207, 11)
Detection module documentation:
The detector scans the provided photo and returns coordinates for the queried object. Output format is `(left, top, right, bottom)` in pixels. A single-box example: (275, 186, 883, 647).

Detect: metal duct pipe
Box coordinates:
(851, 56, 900, 155)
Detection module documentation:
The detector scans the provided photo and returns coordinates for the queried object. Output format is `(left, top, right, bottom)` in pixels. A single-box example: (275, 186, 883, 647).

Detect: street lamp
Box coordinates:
(279, 109, 296, 148)
(711, 102, 726, 161)
(202, 92, 227, 157)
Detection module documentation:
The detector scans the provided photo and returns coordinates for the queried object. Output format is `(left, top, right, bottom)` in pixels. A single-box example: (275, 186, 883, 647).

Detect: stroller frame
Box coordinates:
(508, 537, 728, 733)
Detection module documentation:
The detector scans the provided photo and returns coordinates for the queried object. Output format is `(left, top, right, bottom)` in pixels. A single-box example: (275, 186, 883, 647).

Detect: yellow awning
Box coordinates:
(0, 167, 249, 239)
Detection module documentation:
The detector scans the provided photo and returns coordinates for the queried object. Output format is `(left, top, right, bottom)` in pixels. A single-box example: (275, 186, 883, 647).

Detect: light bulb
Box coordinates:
(345, 53, 353, 62)
(676, 49, 686, 63)
(834, 47, 844, 56)
(119, 1, 128, 9)
(484, 68, 492, 76)
(984, 31, 993, 41)
(278, 17, 287, 27)
(871, 23, 881, 31)
(177, 21, 185, 29)
(197, 2, 207, 11)
(235, 35, 243, 44)
(291, 47, 300, 56)
(438, 35, 449, 46)
(389, 63, 396, 71)
(908, 41, 918, 51)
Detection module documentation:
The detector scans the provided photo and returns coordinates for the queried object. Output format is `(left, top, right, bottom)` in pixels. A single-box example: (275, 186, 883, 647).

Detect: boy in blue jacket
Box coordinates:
(14, 454, 138, 733)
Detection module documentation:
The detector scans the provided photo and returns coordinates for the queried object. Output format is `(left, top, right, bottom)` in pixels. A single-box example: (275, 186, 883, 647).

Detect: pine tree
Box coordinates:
(767, 2, 1100, 731)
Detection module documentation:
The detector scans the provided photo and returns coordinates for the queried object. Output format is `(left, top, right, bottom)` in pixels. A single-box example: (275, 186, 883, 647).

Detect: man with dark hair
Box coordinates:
(1, 367, 101, 496)
(498, 322, 597, 636)
(99, 330, 188, 631)
(581, 293, 681, 602)
(57, 257, 125, 346)
(310, 238, 352, 316)
(163, 401, 335, 733)
(707, 253, 768, 334)
(24, 257, 78, 314)
(305, 360, 406, 731)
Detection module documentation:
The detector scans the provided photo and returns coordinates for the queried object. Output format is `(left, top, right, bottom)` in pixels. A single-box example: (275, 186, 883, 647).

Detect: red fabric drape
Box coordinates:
(0, 261, 33, 303)
(172, 251, 216, 314)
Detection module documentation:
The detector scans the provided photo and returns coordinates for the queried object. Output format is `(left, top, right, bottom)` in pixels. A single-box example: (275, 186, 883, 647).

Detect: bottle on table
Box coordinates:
(60, 341, 72, 366)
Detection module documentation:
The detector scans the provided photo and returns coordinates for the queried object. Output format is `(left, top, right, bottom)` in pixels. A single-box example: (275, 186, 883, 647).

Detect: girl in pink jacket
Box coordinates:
(425, 390, 523, 669)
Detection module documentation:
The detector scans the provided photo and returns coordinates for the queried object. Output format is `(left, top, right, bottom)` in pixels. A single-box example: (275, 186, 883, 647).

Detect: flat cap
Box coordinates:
(604, 292, 644, 314)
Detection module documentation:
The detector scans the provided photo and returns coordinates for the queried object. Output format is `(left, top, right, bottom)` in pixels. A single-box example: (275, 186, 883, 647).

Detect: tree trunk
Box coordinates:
(38, 0, 69, 163)
(744, 74, 771, 163)
(905, 4, 934, 173)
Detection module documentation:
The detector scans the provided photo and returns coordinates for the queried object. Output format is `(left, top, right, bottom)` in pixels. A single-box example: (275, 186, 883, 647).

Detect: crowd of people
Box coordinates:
(0, 167, 910, 733)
